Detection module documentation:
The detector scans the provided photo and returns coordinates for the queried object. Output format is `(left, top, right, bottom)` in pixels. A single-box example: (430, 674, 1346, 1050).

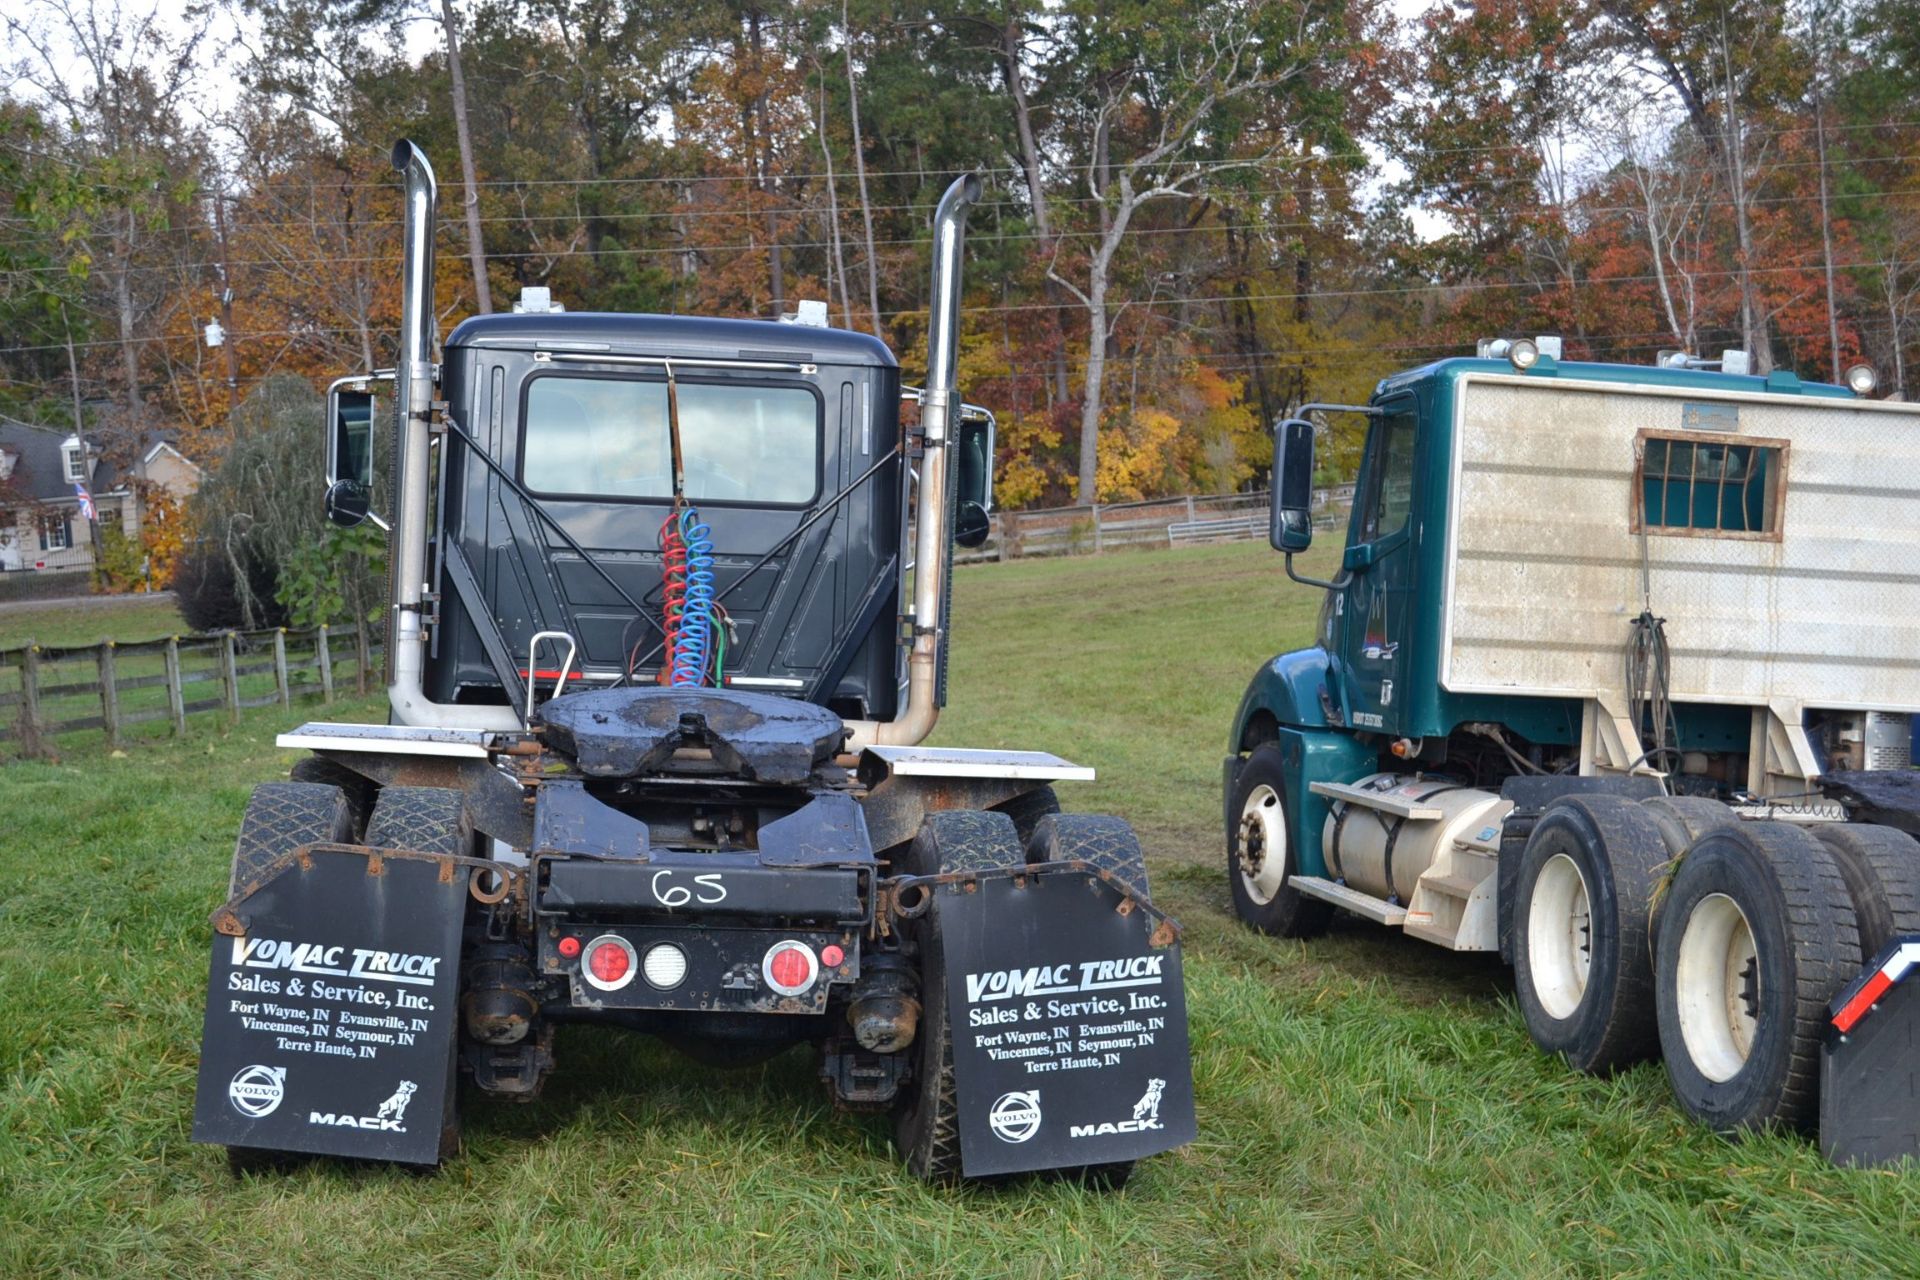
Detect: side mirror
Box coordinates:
(952, 405, 996, 548)
(954, 500, 990, 548)
(1270, 417, 1316, 553)
(327, 384, 377, 490)
(324, 478, 371, 529)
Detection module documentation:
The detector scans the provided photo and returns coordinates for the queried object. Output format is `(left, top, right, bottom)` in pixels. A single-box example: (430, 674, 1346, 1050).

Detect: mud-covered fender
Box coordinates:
(1223, 648, 1372, 881)
(1226, 647, 1335, 754)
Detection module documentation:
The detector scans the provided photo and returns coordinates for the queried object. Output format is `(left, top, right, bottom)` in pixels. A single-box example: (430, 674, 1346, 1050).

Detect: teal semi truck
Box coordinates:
(1225, 341, 1920, 1161)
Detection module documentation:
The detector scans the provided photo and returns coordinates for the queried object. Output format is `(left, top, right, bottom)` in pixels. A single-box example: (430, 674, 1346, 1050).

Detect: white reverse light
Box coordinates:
(1507, 338, 1540, 371)
(1846, 364, 1878, 396)
(642, 943, 689, 990)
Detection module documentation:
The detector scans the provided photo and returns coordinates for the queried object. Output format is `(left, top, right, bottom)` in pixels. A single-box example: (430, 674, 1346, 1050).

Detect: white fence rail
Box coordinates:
(961, 490, 1350, 563)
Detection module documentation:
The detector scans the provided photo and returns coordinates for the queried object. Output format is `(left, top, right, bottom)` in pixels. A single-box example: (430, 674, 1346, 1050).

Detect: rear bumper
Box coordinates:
(532, 854, 871, 1016)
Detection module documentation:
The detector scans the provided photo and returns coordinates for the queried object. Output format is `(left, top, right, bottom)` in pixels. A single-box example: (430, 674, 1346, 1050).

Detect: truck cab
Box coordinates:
(191, 142, 1195, 1184)
(1225, 343, 1920, 1158)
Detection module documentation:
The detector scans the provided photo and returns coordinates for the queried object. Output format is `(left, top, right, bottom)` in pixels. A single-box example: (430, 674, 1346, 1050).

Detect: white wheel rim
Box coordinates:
(1674, 892, 1759, 1083)
(1527, 853, 1593, 1021)
(1237, 784, 1288, 905)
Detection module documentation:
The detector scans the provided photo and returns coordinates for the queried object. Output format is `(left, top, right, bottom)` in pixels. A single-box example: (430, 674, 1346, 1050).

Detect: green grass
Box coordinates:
(3, 540, 1915, 1279)
(0, 595, 186, 651)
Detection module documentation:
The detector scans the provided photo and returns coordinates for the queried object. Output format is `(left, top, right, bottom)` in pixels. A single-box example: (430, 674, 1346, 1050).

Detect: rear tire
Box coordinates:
(1639, 795, 1738, 858)
(1809, 823, 1920, 961)
(1511, 796, 1668, 1074)
(289, 757, 375, 838)
(1227, 744, 1331, 938)
(892, 810, 1024, 1183)
(1654, 822, 1859, 1135)
(224, 780, 357, 1171)
(1026, 813, 1150, 901)
(994, 785, 1061, 845)
(229, 781, 355, 895)
(364, 786, 473, 856)
(1021, 812, 1143, 1188)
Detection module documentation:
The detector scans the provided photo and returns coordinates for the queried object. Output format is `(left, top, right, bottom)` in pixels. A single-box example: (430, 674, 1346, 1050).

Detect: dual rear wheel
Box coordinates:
(1512, 797, 1919, 1135)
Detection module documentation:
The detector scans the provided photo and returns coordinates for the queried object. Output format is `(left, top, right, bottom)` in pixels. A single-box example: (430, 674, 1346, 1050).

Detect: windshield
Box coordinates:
(521, 375, 820, 505)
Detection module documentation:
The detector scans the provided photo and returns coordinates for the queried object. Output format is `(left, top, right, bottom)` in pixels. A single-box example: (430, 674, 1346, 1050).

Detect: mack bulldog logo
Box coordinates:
(228, 1064, 286, 1118)
(988, 1090, 1043, 1143)
(1071, 1078, 1165, 1138)
(310, 1078, 418, 1132)
(377, 1080, 417, 1123)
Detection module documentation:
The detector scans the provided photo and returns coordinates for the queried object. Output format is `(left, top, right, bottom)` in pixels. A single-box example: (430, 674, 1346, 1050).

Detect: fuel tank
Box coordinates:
(1319, 773, 1507, 903)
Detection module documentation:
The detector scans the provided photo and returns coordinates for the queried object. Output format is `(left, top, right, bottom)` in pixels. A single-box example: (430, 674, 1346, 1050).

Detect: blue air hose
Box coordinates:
(671, 507, 716, 686)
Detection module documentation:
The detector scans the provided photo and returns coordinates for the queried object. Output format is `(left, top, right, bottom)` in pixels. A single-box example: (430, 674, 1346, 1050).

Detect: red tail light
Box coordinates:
(762, 941, 819, 996)
(581, 935, 638, 991)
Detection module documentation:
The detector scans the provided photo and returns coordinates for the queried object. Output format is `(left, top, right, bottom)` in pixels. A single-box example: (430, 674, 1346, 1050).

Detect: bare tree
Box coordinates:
(842, 0, 882, 336)
(1047, 11, 1314, 502)
(438, 0, 492, 313)
(4, 0, 209, 434)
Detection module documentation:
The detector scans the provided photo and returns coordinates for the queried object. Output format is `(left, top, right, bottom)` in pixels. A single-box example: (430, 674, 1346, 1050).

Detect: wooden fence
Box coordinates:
(960, 490, 1351, 563)
(2, 622, 382, 758)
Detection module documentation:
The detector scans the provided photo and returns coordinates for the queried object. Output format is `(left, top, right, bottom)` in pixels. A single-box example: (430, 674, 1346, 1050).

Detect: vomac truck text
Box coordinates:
(188, 140, 1195, 1183)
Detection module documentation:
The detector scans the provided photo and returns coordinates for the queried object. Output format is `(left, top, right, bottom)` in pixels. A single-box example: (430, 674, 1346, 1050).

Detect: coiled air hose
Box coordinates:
(671, 507, 717, 687)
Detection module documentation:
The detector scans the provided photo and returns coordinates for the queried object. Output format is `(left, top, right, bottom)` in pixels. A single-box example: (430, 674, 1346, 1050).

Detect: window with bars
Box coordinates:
(1636, 430, 1786, 539)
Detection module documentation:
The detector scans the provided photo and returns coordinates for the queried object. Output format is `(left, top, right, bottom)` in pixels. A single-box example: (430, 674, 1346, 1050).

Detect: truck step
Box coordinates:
(1290, 876, 1406, 925)
(1402, 914, 1461, 950)
(1307, 781, 1445, 821)
(1418, 872, 1490, 899)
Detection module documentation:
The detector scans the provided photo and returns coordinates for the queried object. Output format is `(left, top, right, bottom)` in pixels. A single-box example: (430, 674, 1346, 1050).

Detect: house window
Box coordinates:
(40, 517, 73, 551)
(1636, 430, 1786, 539)
(63, 446, 85, 482)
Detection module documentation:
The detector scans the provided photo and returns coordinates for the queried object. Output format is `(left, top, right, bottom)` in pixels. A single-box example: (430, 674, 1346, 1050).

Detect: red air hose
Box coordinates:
(658, 510, 687, 683)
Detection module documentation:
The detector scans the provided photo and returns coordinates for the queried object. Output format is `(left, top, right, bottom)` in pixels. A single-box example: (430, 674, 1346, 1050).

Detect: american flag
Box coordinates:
(73, 482, 96, 522)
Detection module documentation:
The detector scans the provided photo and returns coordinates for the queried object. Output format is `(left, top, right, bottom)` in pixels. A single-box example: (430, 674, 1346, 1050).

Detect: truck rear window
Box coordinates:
(1637, 430, 1785, 538)
(521, 375, 819, 505)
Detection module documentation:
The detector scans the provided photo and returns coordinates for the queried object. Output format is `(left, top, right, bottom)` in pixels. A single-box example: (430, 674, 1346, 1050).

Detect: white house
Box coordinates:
(0, 417, 203, 575)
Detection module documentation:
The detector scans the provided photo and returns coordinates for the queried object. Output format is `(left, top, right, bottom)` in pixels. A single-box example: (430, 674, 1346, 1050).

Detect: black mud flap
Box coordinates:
(191, 844, 473, 1166)
(932, 863, 1196, 1177)
(1820, 935, 1920, 1168)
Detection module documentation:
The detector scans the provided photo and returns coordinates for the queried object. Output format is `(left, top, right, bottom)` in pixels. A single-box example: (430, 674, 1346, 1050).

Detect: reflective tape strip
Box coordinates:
(1833, 942, 1920, 1034)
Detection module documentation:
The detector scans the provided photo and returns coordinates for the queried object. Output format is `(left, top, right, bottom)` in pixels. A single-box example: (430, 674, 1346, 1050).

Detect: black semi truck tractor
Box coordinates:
(190, 141, 1195, 1185)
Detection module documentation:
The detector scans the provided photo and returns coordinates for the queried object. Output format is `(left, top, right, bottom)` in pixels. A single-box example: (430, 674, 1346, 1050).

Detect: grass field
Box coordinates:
(0, 594, 186, 651)
(2, 541, 1916, 1278)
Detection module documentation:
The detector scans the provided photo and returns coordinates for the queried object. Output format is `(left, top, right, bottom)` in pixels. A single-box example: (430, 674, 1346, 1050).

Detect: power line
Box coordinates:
(7, 175, 1920, 282)
(12, 143, 1920, 247)
(14, 113, 1920, 195)
(8, 251, 1916, 358)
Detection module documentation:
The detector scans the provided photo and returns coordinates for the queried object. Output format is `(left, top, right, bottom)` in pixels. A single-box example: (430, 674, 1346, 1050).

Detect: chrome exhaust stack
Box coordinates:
(844, 172, 981, 752)
(387, 139, 519, 730)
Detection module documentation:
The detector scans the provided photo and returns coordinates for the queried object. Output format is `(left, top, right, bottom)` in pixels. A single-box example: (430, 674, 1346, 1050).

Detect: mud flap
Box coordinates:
(933, 863, 1196, 1177)
(191, 844, 470, 1166)
(1821, 935, 1920, 1168)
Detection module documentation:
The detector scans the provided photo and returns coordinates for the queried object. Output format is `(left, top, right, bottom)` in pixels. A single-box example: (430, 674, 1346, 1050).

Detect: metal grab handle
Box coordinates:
(525, 630, 578, 725)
